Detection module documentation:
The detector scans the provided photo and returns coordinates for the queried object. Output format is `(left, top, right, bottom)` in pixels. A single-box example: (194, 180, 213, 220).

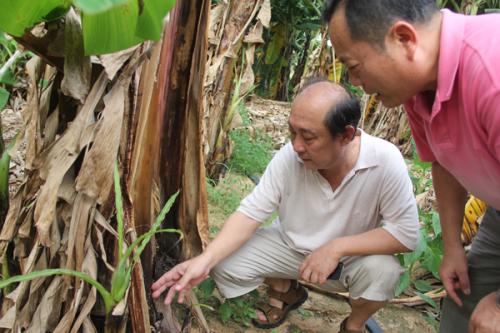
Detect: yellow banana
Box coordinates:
(461, 195, 487, 245)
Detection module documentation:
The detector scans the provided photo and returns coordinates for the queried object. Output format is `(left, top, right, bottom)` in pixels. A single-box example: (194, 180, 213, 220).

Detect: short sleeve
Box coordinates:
(237, 144, 293, 222)
(379, 145, 420, 250)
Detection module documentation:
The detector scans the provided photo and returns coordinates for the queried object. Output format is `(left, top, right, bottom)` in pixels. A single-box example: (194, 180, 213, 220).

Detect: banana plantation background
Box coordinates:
(0, 0, 499, 332)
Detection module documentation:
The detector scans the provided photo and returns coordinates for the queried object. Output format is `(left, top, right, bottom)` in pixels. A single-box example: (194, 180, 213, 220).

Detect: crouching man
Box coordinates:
(152, 79, 419, 333)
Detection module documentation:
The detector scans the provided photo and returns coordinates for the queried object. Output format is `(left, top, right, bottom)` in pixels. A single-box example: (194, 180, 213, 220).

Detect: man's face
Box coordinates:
(328, 7, 417, 107)
(289, 88, 348, 171)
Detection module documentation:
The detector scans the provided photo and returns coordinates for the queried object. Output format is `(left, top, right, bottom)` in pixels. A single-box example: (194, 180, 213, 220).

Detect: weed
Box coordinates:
(195, 277, 260, 327)
(206, 176, 252, 219)
(218, 291, 259, 327)
(228, 103, 273, 177)
(395, 143, 443, 308)
(297, 308, 313, 319)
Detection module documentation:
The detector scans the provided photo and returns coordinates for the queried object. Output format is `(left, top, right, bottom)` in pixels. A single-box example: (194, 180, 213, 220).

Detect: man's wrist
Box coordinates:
(328, 238, 346, 259)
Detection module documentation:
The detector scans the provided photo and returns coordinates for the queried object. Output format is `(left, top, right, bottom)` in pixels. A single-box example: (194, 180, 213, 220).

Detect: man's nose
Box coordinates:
(347, 71, 362, 87)
(292, 137, 305, 153)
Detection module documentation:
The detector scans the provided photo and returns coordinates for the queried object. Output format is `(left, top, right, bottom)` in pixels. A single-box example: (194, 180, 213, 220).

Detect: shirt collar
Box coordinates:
(436, 9, 466, 103)
(353, 130, 379, 171)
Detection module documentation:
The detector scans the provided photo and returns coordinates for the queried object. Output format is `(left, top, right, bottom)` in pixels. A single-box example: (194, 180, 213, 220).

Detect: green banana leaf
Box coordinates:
(73, 0, 128, 14)
(136, 0, 176, 40)
(0, 0, 70, 36)
(0, 0, 177, 55)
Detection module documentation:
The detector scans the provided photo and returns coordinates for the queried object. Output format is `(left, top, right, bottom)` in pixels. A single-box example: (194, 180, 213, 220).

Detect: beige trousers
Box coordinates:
(212, 224, 404, 301)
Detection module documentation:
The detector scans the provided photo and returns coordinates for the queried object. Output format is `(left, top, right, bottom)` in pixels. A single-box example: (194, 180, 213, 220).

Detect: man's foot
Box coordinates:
(252, 280, 308, 329)
(338, 316, 368, 333)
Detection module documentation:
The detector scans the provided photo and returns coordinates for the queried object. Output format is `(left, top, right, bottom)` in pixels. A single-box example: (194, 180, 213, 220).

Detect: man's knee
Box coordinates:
(359, 255, 401, 282)
(348, 255, 403, 300)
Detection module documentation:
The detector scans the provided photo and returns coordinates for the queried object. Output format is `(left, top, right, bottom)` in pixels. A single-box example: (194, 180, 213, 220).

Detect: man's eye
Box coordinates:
(348, 64, 358, 71)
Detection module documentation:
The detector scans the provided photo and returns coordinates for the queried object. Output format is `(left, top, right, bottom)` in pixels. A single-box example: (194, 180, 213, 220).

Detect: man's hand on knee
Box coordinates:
(468, 291, 500, 333)
(299, 242, 342, 284)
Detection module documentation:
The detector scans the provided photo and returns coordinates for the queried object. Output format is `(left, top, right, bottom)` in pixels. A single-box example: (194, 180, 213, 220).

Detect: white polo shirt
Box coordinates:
(237, 131, 419, 253)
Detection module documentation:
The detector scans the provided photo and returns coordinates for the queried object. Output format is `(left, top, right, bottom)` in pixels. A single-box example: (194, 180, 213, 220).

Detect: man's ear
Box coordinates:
(342, 125, 356, 144)
(388, 21, 418, 60)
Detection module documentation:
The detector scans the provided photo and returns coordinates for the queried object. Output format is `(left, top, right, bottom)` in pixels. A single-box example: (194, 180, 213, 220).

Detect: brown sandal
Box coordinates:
(339, 317, 367, 333)
(252, 280, 308, 329)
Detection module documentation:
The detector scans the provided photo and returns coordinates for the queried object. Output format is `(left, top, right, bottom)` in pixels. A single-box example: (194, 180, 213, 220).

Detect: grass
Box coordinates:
(227, 104, 274, 177)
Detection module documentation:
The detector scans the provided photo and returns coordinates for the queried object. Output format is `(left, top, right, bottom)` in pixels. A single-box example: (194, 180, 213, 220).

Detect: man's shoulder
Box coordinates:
(357, 132, 406, 175)
(361, 132, 402, 158)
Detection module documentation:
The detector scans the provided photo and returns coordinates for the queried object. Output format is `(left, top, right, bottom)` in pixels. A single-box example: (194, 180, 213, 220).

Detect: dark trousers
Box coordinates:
(440, 207, 500, 333)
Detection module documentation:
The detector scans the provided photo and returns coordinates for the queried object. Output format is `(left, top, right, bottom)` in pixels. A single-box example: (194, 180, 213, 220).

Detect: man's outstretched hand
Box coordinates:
(151, 255, 211, 305)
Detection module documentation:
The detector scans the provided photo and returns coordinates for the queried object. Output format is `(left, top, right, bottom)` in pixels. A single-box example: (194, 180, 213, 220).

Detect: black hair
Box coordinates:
(323, 91, 361, 138)
(323, 0, 438, 47)
(298, 77, 361, 138)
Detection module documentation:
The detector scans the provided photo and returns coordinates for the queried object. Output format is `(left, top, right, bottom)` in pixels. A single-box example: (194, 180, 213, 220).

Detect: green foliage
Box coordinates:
(228, 128, 273, 177)
(436, 0, 500, 13)
(74, 0, 128, 14)
(218, 291, 259, 327)
(194, 277, 259, 327)
(135, 0, 176, 40)
(0, 89, 8, 109)
(0, 133, 17, 222)
(0, 164, 181, 314)
(227, 95, 273, 178)
(0, 0, 176, 55)
(395, 145, 443, 308)
(0, 0, 70, 36)
(254, 0, 323, 100)
(206, 177, 246, 218)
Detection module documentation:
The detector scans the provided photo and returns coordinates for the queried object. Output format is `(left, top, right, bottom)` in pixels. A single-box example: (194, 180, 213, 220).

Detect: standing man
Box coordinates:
(152, 80, 419, 332)
(324, 1, 500, 332)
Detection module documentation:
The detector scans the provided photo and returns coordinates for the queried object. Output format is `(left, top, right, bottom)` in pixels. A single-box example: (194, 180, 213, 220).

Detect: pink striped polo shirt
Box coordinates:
(404, 9, 500, 209)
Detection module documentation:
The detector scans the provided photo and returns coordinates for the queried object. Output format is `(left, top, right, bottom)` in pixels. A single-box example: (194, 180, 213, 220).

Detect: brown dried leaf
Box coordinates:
(26, 276, 64, 333)
(22, 57, 43, 170)
(70, 240, 97, 333)
(0, 306, 16, 329)
(66, 194, 93, 272)
(75, 77, 130, 204)
(34, 72, 108, 246)
(240, 46, 255, 96)
(257, 0, 271, 28)
(207, 3, 228, 45)
(82, 318, 97, 333)
(99, 46, 138, 81)
(243, 21, 264, 44)
(61, 9, 91, 103)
